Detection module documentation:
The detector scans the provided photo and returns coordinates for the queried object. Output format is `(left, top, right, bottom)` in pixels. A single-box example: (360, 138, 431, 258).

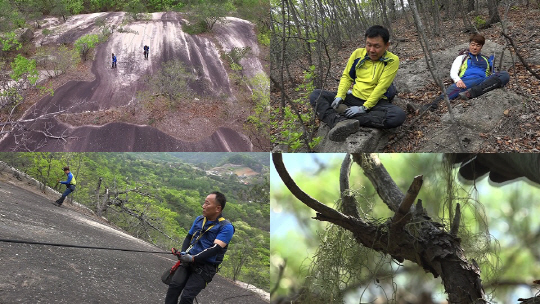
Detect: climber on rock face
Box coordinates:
(143, 45, 149, 59)
(422, 33, 510, 111)
(53, 166, 76, 207)
(309, 25, 406, 142)
(164, 191, 235, 304)
(112, 53, 117, 69)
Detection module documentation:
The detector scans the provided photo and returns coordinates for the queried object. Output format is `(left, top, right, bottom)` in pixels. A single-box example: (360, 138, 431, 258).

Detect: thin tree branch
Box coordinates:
(339, 153, 359, 218)
(502, 31, 540, 80)
(451, 203, 461, 236)
(392, 175, 423, 230)
(272, 153, 350, 223)
(351, 153, 403, 212)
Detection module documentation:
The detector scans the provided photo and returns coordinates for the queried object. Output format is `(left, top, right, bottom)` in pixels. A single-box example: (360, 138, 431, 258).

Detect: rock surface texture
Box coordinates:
(0, 12, 265, 152)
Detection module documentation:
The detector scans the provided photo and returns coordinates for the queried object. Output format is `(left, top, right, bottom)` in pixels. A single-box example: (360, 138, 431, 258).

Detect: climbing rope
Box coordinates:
(0, 238, 170, 254)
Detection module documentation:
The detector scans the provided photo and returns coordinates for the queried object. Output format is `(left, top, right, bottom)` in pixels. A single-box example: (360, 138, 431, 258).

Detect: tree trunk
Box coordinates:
(95, 177, 103, 217)
(431, 0, 441, 36)
(486, 0, 501, 25)
(468, 0, 476, 11)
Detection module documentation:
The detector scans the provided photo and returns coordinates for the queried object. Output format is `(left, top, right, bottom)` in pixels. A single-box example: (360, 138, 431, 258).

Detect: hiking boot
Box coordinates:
(421, 94, 445, 112)
(53, 200, 62, 207)
(421, 102, 437, 112)
(458, 90, 472, 100)
(328, 119, 360, 142)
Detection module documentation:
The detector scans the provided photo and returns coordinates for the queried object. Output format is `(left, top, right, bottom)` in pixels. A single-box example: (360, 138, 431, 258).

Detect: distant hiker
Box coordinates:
(112, 53, 117, 68)
(309, 25, 406, 142)
(54, 166, 76, 207)
(143, 45, 149, 59)
(165, 191, 235, 304)
(422, 33, 510, 111)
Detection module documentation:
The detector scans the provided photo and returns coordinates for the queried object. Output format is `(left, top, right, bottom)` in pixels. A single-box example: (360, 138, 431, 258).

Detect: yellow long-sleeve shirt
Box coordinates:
(336, 48, 399, 109)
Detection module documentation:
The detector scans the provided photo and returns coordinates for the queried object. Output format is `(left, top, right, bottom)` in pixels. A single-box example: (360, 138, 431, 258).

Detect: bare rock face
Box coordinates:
(314, 124, 390, 152)
(15, 28, 34, 42)
(418, 89, 525, 152)
(0, 12, 265, 152)
(441, 89, 522, 132)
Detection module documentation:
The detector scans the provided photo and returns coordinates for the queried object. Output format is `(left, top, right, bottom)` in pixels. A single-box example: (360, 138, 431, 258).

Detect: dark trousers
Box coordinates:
(309, 89, 406, 129)
(57, 184, 75, 205)
(445, 71, 510, 100)
(112, 61, 117, 68)
(164, 263, 216, 304)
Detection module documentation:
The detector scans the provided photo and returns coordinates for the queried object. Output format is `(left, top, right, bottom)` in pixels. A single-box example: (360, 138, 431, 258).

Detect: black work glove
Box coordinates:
(179, 253, 194, 263)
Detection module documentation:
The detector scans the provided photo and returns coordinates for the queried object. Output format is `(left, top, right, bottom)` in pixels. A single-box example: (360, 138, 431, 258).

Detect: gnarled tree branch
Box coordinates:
(273, 153, 488, 304)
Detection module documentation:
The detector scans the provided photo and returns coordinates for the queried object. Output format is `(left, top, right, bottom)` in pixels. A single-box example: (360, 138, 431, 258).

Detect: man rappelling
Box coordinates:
(53, 166, 76, 207)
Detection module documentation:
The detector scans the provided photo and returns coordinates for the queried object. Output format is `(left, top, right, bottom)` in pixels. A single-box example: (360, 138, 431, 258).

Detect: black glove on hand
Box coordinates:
(179, 253, 194, 263)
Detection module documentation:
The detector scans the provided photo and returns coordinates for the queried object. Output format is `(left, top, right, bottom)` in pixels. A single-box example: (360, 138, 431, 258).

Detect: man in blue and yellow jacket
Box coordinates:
(165, 191, 234, 304)
(54, 166, 76, 206)
(310, 25, 406, 142)
(423, 33, 510, 111)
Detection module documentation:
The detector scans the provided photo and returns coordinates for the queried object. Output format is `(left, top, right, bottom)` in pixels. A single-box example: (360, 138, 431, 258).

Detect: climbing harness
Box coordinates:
(186, 216, 225, 252)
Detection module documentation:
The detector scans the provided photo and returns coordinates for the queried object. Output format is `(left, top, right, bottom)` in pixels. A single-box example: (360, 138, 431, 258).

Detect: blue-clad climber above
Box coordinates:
(54, 166, 76, 207)
(423, 33, 510, 111)
(144, 45, 149, 59)
(112, 53, 117, 68)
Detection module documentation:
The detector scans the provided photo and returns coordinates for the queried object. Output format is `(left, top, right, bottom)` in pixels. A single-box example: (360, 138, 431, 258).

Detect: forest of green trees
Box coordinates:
(0, 152, 270, 291)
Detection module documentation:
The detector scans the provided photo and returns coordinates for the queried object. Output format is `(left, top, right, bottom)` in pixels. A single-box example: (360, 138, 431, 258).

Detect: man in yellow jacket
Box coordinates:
(310, 25, 406, 141)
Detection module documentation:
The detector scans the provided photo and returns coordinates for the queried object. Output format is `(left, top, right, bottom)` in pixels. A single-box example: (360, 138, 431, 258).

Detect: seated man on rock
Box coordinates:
(423, 33, 510, 111)
(309, 25, 406, 142)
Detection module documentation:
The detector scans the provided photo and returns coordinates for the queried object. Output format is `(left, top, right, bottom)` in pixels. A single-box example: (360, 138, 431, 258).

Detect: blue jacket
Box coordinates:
(459, 53, 491, 80)
(60, 172, 76, 185)
(187, 215, 234, 264)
